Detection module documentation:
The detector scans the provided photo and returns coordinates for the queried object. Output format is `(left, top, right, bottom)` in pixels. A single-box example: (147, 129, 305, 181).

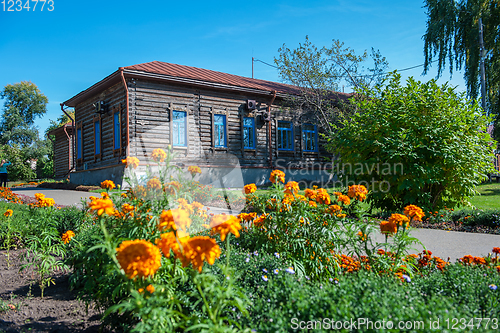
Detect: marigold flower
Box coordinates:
(158, 208, 192, 232)
(3, 209, 13, 217)
(39, 197, 55, 208)
(253, 213, 268, 228)
(182, 236, 221, 272)
(122, 156, 140, 169)
(379, 220, 397, 235)
(347, 185, 368, 201)
(116, 239, 162, 279)
(404, 205, 425, 221)
(209, 214, 242, 241)
(496, 266, 500, 273)
(327, 205, 342, 215)
(133, 185, 147, 198)
(243, 183, 257, 195)
(101, 180, 116, 190)
(388, 213, 410, 226)
(357, 231, 367, 241)
(34, 193, 45, 201)
(337, 194, 351, 206)
(309, 201, 317, 208)
(269, 170, 285, 184)
(155, 231, 189, 258)
(151, 148, 167, 162)
(304, 188, 317, 200)
(237, 212, 257, 221)
(188, 166, 202, 175)
(164, 181, 181, 195)
(147, 177, 162, 191)
(493, 247, 500, 254)
(121, 203, 135, 214)
(315, 188, 331, 205)
(62, 230, 75, 244)
(139, 284, 155, 294)
(88, 198, 115, 216)
(284, 181, 299, 195)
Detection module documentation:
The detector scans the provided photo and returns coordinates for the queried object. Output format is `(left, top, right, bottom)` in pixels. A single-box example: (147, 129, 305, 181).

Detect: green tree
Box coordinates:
(274, 37, 388, 132)
(0, 81, 48, 148)
(423, 0, 500, 142)
(327, 73, 496, 211)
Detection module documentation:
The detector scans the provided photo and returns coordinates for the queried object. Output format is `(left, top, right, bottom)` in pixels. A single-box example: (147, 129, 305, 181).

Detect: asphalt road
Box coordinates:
(11, 188, 500, 262)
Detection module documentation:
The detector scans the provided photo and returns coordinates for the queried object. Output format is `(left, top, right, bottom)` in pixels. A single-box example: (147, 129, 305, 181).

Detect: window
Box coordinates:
(94, 119, 101, 156)
(302, 124, 318, 152)
(243, 117, 256, 149)
(77, 127, 82, 160)
(113, 111, 121, 150)
(172, 110, 187, 147)
(214, 114, 227, 148)
(277, 121, 293, 151)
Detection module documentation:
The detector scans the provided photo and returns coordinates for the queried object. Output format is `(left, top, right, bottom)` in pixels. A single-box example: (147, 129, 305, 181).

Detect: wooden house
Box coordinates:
(47, 123, 74, 179)
(59, 61, 350, 187)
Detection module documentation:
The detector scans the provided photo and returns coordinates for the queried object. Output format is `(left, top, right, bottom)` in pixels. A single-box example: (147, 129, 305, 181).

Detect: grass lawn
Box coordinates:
(470, 182, 500, 210)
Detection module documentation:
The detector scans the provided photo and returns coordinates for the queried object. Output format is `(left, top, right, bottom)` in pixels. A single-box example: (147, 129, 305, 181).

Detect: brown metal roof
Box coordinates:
(64, 61, 351, 107)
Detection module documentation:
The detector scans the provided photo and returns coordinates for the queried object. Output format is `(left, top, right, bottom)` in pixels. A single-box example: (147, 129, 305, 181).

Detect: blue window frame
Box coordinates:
(278, 121, 293, 151)
(113, 112, 121, 150)
(77, 127, 82, 159)
(243, 117, 256, 149)
(172, 110, 187, 147)
(214, 114, 227, 148)
(302, 124, 318, 152)
(94, 120, 101, 155)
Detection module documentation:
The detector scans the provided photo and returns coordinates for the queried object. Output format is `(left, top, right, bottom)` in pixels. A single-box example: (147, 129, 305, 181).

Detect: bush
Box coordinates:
(327, 73, 496, 212)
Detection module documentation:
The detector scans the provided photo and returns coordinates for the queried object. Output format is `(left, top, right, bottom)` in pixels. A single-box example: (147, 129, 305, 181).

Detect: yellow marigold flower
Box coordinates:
(40, 197, 55, 207)
(243, 183, 257, 195)
(337, 194, 351, 206)
(295, 194, 307, 202)
(404, 205, 425, 221)
(380, 220, 397, 235)
(388, 213, 409, 226)
(100, 192, 109, 199)
(347, 185, 368, 201)
(3, 209, 13, 217)
(269, 170, 285, 184)
(336, 213, 346, 218)
(209, 214, 242, 241)
(182, 236, 221, 272)
(158, 208, 192, 232)
(284, 181, 299, 195)
(116, 239, 162, 279)
(147, 177, 162, 191)
(62, 230, 75, 244)
(88, 198, 115, 216)
(122, 156, 140, 169)
(34, 193, 45, 201)
(151, 148, 167, 163)
(188, 166, 202, 175)
(304, 188, 317, 200)
(315, 188, 331, 205)
(101, 180, 116, 190)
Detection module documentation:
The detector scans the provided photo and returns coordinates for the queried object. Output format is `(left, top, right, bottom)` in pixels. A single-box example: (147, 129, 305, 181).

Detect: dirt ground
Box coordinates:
(0, 249, 103, 333)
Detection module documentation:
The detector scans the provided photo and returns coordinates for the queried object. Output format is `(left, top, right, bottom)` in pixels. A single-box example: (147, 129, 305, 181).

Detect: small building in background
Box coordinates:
(48, 124, 74, 179)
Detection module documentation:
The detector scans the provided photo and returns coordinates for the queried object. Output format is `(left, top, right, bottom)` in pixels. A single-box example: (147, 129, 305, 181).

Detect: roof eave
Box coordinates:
(63, 70, 122, 107)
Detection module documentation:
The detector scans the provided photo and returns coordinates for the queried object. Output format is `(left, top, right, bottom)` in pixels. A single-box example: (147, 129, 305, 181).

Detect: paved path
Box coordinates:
(11, 188, 500, 262)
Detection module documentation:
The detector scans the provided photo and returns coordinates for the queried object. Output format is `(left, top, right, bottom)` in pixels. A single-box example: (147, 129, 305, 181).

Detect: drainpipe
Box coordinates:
(60, 103, 75, 174)
(119, 67, 130, 156)
(268, 90, 276, 168)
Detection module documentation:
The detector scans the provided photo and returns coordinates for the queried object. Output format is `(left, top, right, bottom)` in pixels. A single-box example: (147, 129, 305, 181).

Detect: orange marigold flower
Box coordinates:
(182, 236, 221, 272)
(309, 201, 317, 208)
(388, 213, 410, 226)
(40, 197, 55, 207)
(379, 220, 397, 235)
(304, 188, 317, 200)
(269, 170, 285, 183)
(122, 156, 140, 169)
(158, 208, 192, 232)
(243, 183, 257, 195)
(121, 203, 135, 214)
(191, 201, 204, 210)
(404, 205, 425, 221)
(493, 247, 500, 254)
(100, 192, 110, 199)
(34, 193, 45, 201)
(357, 231, 367, 241)
(347, 185, 368, 201)
(116, 239, 162, 279)
(62, 230, 75, 244)
(336, 213, 346, 218)
(327, 205, 342, 214)
(209, 214, 242, 241)
(253, 213, 268, 228)
(3, 209, 13, 217)
(147, 177, 162, 191)
(155, 231, 189, 258)
(139, 284, 155, 294)
(315, 188, 331, 205)
(88, 198, 115, 216)
(151, 148, 167, 162)
(188, 166, 202, 175)
(284, 181, 299, 195)
(101, 180, 116, 190)
(337, 194, 351, 206)
(237, 212, 257, 221)
(497, 266, 500, 273)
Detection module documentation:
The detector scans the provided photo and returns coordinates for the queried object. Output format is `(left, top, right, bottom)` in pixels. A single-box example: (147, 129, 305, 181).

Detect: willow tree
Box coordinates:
(423, 0, 500, 143)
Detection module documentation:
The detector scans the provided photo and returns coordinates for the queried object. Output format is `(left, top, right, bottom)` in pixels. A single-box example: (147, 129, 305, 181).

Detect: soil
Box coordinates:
(0, 249, 104, 333)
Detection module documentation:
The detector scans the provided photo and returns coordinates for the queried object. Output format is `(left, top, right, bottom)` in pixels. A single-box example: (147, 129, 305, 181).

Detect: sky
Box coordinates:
(0, 0, 468, 136)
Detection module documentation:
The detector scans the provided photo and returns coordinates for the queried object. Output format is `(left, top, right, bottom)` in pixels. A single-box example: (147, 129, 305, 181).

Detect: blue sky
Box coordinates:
(0, 0, 466, 136)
